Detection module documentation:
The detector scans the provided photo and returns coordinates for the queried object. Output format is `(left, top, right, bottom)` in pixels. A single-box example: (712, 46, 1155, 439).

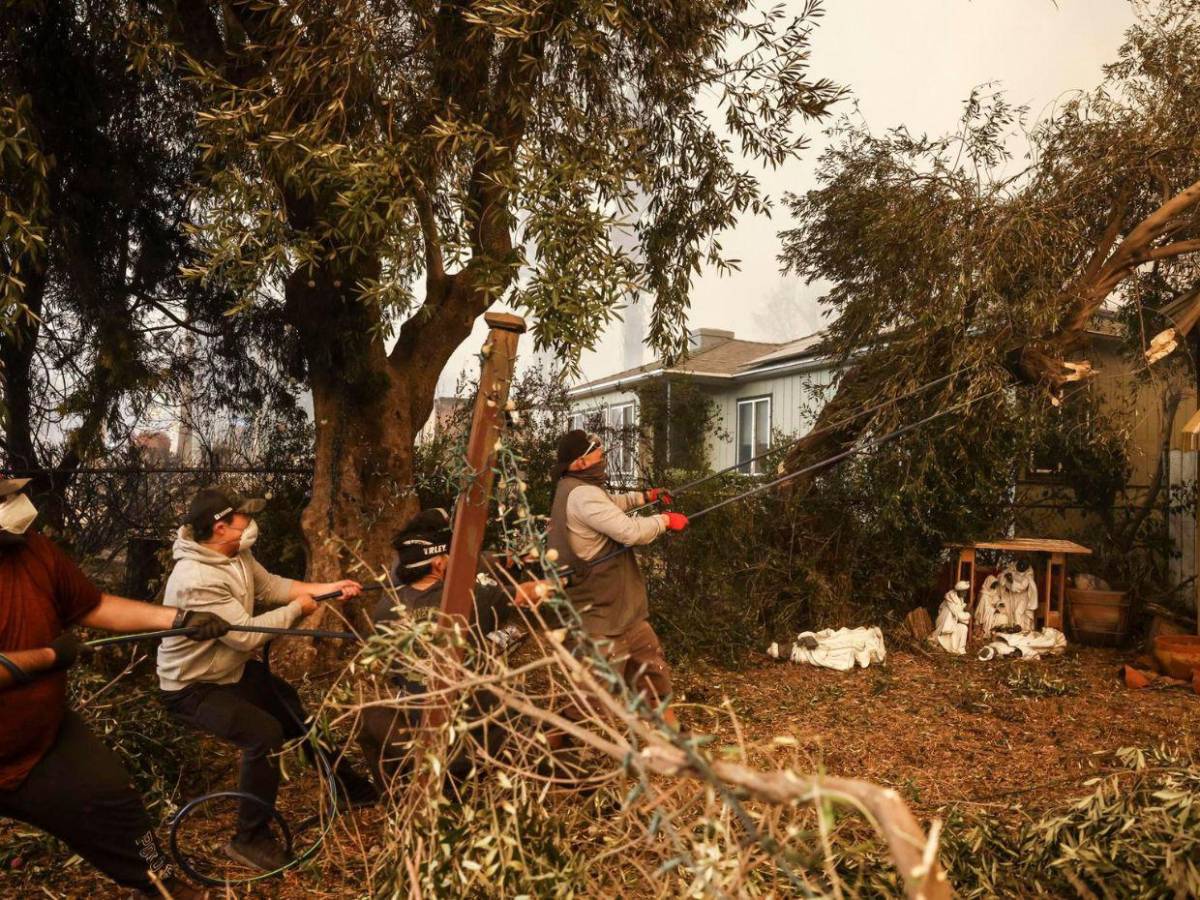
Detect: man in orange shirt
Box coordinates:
(0, 477, 226, 898)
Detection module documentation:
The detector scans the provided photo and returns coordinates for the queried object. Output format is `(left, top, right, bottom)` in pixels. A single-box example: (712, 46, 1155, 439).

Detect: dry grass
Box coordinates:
(677, 639, 1198, 822)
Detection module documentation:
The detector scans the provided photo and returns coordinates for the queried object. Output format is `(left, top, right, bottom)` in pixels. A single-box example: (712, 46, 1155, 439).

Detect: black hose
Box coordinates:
(86, 624, 361, 649)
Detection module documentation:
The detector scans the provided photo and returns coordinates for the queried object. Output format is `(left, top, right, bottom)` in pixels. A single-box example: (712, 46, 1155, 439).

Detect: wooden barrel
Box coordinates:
(1066, 587, 1131, 646)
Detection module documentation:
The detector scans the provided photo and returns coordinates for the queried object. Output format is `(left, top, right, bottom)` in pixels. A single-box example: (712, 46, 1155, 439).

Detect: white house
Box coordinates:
(566, 328, 840, 482)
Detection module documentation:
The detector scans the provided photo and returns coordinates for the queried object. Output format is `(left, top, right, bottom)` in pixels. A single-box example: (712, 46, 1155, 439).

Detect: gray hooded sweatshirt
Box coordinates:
(157, 526, 303, 691)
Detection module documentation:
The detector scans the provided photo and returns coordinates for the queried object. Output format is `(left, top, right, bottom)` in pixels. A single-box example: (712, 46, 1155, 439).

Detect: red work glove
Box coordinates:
(645, 487, 673, 507)
(662, 512, 689, 532)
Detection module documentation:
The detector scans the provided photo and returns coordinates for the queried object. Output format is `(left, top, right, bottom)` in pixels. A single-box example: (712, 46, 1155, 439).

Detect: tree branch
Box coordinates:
(412, 178, 446, 291)
(1141, 238, 1200, 263)
(1057, 179, 1200, 342)
(131, 291, 219, 337)
(1110, 176, 1200, 268)
(1078, 188, 1131, 289)
(525, 631, 950, 900)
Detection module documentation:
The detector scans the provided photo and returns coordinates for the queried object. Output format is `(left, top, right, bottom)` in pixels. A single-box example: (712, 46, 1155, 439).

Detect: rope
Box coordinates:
(84, 585, 382, 648)
(85, 624, 362, 649)
(686, 387, 1005, 520)
(559, 386, 1006, 577)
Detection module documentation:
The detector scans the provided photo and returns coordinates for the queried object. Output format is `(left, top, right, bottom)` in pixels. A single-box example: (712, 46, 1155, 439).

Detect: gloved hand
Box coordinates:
(662, 512, 689, 531)
(180, 611, 232, 641)
(48, 632, 88, 672)
(645, 487, 673, 507)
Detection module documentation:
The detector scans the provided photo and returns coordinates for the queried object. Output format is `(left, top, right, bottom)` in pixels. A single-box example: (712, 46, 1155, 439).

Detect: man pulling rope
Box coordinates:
(0, 476, 228, 899)
(547, 430, 688, 730)
(156, 485, 376, 874)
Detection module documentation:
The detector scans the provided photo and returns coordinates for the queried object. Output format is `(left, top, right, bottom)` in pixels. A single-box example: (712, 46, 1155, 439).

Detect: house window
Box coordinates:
(736, 396, 771, 474)
(567, 412, 586, 433)
(606, 401, 637, 484)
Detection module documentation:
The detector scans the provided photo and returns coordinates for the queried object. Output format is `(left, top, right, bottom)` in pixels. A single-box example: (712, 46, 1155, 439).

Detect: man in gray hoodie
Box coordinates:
(157, 485, 367, 873)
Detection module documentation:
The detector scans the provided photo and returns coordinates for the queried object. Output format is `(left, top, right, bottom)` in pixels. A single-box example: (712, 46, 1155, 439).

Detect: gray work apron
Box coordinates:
(546, 476, 649, 637)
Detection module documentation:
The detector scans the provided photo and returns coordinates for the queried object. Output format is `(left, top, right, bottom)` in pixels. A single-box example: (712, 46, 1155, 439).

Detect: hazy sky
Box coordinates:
(437, 0, 1138, 393)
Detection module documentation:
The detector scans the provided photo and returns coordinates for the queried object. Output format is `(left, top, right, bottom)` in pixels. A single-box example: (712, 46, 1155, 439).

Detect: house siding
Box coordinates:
(567, 388, 641, 430)
(706, 366, 838, 471)
(566, 363, 839, 475)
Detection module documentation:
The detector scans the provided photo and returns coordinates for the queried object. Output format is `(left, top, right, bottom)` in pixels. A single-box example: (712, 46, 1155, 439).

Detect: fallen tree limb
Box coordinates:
(538, 628, 950, 900)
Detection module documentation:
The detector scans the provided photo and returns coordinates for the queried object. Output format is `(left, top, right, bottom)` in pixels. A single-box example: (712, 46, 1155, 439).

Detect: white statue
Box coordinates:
(930, 581, 971, 655)
(973, 575, 1010, 636)
(978, 626, 1067, 661)
(767, 627, 886, 671)
(1000, 560, 1038, 633)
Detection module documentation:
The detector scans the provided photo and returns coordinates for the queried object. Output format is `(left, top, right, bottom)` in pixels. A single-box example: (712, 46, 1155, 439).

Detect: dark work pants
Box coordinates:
(355, 678, 508, 792)
(161, 660, 307, 842)
(0, 710, 172, 891)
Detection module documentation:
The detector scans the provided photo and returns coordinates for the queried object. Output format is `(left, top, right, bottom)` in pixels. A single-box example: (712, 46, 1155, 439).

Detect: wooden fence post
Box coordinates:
(439, 312, 527, 627)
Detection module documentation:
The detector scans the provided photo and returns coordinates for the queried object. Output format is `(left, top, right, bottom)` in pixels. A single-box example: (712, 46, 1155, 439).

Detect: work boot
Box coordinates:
(223, 832, 290, 873)
(333, 762, 380, 806)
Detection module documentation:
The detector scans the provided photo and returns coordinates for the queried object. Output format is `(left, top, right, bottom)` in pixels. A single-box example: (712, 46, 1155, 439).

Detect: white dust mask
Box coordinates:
(238, 519, 259, 552)
(0, 493, 37, 535)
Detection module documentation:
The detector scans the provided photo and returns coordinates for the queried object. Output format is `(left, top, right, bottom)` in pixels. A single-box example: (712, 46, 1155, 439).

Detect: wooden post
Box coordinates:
(418, 313, 525, 753)
(1046, 552, 1066, 630)
(440, 312, 527, 627)
(957, 548, 979, 641)
(957, 548, 977, 610)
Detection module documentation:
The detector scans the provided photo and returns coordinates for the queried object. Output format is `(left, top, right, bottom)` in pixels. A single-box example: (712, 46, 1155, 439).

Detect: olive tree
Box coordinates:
(134, 0, 842, 584)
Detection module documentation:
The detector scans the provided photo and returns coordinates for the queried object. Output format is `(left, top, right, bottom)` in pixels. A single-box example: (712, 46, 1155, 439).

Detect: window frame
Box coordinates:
(606, 400, 638, 484)
(735, 394, 773, 476)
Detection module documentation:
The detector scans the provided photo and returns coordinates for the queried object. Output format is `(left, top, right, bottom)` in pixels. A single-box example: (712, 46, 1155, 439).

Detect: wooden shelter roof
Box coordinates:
(949, 538, 1092, 555)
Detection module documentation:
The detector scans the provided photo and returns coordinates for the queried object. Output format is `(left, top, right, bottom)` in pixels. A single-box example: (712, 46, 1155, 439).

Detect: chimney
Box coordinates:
(687, 328, 735, 353)
(622, 300, 646, 371)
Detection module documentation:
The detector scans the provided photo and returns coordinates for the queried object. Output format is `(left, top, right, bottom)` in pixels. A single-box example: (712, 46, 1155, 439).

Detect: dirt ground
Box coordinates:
(676, 640, 1200, 822)
(4, 641, 1197, 898)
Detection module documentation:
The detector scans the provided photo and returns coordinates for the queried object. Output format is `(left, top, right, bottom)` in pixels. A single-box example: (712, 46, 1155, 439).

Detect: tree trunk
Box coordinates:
(303, 367, 418, 582)
(275, 266, 423, 668)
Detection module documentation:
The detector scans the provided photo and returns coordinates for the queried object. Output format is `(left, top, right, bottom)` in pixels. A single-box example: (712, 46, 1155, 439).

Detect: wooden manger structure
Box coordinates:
(949, 538, 1092, 631)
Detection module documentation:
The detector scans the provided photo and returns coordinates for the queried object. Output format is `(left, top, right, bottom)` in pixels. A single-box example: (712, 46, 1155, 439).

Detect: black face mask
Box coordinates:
(570, 459, 608, 486)
(0, 531, 28, 549)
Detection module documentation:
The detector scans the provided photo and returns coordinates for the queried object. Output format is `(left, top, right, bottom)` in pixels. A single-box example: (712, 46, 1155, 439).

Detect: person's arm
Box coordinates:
(0, 634, 84, 692)
(611, 488, 671, 512)
(78, 594, 231, 640)
(249, 556, 360, 603)
(291, 578, 361, 601)
(177, 582, 317, 652)
(0, 647, 54, 691)
(512, 579, 550, 608)
(78, 593, 177, 632)
(610, 491, 647, 512)
(570, 486, 667, 547)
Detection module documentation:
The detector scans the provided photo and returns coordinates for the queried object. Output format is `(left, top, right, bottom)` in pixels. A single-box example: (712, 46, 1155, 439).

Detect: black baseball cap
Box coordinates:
(392, 508, 452, 573)
(186, 485, 266, 528)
